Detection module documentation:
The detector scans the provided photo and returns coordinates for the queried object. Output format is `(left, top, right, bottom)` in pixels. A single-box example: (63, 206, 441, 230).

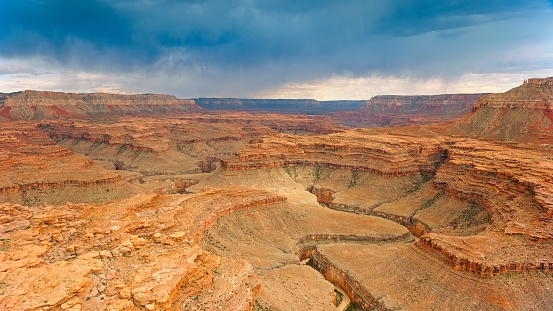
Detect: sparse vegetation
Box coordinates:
(253, 300, 270, 311)
(450, 203, 488, 228)
(348, 170, 360, 188)
(408, 171, 434, 194)
(116, 144, 128, 155)
(334, 289, 344, 306)
(0, 239, 11, 252)
(284, 165, 298, 180)
(313, 165, 323, 182)
(420, 190, 444, 210)
(345, 303, 361, 311)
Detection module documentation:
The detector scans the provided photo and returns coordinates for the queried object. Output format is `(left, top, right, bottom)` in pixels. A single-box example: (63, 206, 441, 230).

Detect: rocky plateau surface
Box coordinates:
(1, 77, 553, 310)
(0, 188, 286, 310)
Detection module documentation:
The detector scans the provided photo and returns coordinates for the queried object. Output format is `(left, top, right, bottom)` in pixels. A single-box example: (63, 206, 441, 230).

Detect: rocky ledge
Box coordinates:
(222, 130, 447, 177)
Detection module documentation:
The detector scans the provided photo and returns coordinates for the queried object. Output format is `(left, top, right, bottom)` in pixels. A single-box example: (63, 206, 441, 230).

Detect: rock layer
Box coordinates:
(222, 130, 447, 177)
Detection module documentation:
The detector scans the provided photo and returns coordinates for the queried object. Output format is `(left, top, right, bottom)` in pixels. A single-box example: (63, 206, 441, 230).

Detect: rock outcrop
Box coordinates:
(0, 188, 282, 310)
(219, 78, 553, 283)
(362, 94, 485, 114)
(2, 77, 553, 310)
(446, 76, 553, 142)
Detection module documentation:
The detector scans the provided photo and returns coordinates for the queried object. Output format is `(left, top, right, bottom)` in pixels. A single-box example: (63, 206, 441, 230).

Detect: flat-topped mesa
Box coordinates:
(222, 130, 447, 177)
(0, 90, 201, 119)
(362, 94, 486, 115)
(329, 93, 486, 128)
(472, 77, 553, 111)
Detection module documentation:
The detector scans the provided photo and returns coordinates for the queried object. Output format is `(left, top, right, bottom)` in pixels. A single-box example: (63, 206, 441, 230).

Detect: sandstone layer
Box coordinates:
(222, 130, 447, 176)
(214, 78, 553, 309)
(445, 76, 553, 142)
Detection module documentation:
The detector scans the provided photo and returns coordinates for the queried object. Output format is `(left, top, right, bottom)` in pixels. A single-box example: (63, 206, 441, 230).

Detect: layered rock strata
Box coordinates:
(0, 122, 121, 194)
(222, 130, 447, 177)
(0, 90, 201, 119)
(446, 76, 553, 142)
(330, 93, 486, 128)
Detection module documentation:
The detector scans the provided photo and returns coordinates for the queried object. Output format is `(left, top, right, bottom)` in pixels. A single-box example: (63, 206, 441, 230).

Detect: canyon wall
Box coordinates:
(330, 93, 486, 128)
(193, 98, 365, 114)
(0, 90, 201, 119)
(0, 122, 121, 194)
(447, 76, 553, 142)
(362, 94, 485, 114)
(222, 130, 447, 177)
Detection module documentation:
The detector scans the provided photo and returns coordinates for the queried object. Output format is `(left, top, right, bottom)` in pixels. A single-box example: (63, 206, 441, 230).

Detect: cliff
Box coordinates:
(222, 130, 448, 177)
(0, 122, 121, 194)
(0, 188, 277, 310)
(472, 77, 553, 110)
(330, 93, 486, 128)
(447, 77, 553, 142)
(0, 90, 201, 119)
(362, 93, 485, 114)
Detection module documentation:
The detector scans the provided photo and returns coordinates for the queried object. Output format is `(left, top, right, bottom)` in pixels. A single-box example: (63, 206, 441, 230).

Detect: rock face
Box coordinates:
(216, 78, 553, 309)
(447, 76, 553, 142)
(330, 93, 486, 128)
(0, 90, 201, 119)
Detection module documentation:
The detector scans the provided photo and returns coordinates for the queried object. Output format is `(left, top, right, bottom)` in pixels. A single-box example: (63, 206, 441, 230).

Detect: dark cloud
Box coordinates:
(0, 0, 551, 96)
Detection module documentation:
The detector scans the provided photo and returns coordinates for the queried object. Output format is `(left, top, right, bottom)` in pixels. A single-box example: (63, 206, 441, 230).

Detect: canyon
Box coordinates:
(1, 77, 553, 310)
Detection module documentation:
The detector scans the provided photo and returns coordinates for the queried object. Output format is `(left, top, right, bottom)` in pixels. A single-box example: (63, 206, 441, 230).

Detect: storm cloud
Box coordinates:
(0, 0, 552, 98)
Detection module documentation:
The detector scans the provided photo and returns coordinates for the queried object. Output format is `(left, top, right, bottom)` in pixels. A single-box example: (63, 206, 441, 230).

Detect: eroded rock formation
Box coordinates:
(2, 77, 553, 310)
(0, 122, 121, 194)
(222, 130, 447, 176)
(0, 188, 283, 310)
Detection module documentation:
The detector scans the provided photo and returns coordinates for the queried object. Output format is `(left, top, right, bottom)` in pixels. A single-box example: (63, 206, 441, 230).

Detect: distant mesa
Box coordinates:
(330, 93, 488, 128)
(361, 93, 486, 114)
(473, 76, 553, 111)
(193, 98, 366, 114)
(0, 90, 201, 120)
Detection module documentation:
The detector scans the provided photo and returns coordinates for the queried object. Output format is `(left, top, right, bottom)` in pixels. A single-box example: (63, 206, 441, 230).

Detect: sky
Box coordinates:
(0, 0, 552, 100)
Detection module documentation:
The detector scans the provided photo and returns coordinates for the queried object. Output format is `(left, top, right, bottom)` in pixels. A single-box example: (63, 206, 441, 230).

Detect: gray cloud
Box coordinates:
(0, 0, 552, 97)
